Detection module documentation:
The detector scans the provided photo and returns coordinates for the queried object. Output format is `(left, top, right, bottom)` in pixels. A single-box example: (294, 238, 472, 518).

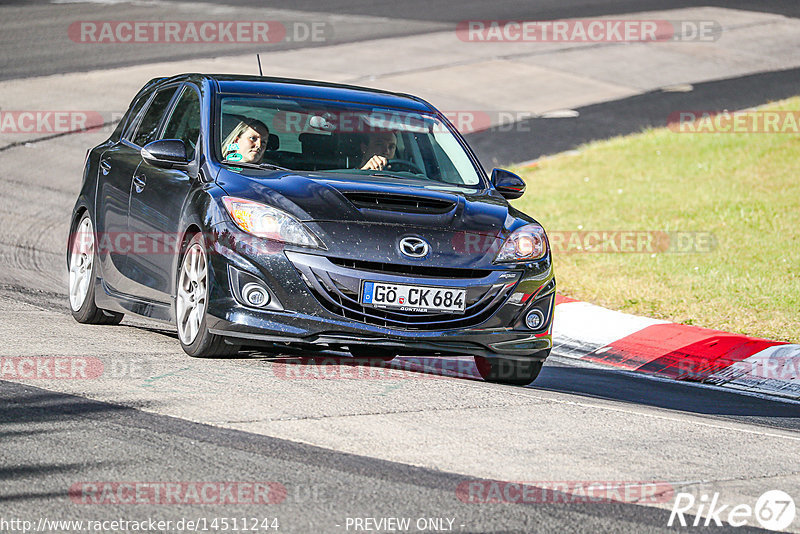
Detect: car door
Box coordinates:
(126, 84, 201, 303)
(100, 85, 180, 298)
(95, 87, 160, 293)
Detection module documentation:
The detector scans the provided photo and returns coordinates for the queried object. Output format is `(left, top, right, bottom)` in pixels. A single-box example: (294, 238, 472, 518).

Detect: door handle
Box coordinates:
(100, 159, 112, 175)
(133, 174, 146, 193)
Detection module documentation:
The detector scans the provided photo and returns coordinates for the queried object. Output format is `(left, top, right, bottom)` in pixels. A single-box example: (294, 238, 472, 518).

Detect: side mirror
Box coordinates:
(141, 139, 189, 169)
(491, 168, 526, 200)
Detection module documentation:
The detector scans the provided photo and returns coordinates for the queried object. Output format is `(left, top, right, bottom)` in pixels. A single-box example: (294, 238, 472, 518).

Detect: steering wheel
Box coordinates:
(384, 159, 424, 174)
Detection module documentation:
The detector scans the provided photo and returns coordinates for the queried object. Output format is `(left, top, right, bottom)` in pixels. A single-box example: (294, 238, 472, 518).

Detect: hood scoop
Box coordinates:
(343, 192, 456, 214)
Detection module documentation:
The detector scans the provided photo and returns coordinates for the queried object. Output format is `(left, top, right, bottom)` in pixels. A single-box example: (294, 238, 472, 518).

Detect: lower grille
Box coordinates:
(288, 253, 517, 331)
(328, 257, 491, 279)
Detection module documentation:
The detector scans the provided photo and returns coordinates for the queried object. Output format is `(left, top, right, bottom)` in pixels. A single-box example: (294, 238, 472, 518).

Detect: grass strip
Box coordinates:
(512, 97, 800, 342)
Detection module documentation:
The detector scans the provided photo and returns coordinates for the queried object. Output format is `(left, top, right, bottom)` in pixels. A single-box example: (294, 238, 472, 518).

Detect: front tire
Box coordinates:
(474, 354, 545, 386)
(176, 233, 239, 358)
(68, 213, 124, 325)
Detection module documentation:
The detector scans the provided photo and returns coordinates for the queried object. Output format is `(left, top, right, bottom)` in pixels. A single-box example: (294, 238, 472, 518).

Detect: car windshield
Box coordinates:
(216, 95, 485, 187)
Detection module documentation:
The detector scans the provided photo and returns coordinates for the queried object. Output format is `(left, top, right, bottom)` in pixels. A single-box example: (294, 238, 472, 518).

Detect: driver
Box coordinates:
(359, 130, 397, 170)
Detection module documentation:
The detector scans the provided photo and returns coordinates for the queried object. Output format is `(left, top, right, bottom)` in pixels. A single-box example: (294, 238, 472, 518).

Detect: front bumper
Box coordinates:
(204, 224, 555, 360)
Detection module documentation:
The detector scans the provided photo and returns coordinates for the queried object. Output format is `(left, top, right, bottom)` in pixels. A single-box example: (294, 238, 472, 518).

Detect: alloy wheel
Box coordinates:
(68, 216, 95, 311)
(176, 242, 208, 345)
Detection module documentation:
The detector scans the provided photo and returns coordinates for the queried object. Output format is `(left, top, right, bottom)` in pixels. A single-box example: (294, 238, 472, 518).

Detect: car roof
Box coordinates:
(160, 73, 436, 113)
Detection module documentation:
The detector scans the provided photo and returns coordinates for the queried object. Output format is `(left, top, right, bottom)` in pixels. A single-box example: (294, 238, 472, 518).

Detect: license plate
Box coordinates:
(361, 281, 466, 313)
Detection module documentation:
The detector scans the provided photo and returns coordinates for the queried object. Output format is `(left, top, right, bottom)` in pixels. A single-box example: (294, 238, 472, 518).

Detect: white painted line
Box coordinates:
(540, 109, 580, 118)
(661, 84, 694, 93)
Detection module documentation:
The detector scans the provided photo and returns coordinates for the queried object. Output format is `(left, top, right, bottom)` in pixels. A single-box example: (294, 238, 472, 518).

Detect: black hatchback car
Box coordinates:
(68, 74, 555, 385)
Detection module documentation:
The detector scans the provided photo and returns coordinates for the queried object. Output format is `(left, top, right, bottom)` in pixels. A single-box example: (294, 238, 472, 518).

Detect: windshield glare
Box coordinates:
(217, 96, 484, 187)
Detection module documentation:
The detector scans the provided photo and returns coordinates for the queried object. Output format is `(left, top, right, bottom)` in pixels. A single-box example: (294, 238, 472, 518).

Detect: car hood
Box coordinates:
(216, 168, 529, 232)
(215, 168, 537, 266)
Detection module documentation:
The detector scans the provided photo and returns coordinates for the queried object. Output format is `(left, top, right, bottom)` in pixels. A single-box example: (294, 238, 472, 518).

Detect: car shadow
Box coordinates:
(118, 325, 799, 422)
(262, 351, 800, 424)
(253, 349, 484, 381)
(125, 323, 180, 340)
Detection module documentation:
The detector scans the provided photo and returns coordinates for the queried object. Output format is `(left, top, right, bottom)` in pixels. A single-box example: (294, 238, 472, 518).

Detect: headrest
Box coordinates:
(298, 132, 336, 153)
(266, 133, 279, 151)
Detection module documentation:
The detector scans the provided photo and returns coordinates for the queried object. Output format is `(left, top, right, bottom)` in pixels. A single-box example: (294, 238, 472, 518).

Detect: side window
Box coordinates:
(161, 86, 201, 160)
(120, 90, 153, 141)
(132, 87, 177, 147)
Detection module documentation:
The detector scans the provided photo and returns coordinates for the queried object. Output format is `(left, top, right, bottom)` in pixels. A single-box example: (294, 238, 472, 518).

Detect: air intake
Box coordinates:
(343, 192, 456, 214)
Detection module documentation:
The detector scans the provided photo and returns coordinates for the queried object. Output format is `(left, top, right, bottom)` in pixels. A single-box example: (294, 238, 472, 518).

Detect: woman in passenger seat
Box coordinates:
(221, 118, 270, 164)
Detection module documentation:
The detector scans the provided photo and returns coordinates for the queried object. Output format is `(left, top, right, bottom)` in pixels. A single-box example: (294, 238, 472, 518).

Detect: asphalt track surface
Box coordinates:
(2, 380, 781, 534)
(1, 1, 800, 533)
(466, 67, 800, 166)
(3, 0, 800, 81)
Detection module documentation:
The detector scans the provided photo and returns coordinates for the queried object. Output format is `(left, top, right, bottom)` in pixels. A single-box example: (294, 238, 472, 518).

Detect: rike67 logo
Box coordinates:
(669, 490, 796, 531)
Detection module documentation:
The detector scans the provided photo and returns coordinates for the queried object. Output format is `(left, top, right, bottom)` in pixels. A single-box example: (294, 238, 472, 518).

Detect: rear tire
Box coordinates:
(474, 354, 545, 386)
(176, 233, 239, 358)
(68, 213, 124, 325)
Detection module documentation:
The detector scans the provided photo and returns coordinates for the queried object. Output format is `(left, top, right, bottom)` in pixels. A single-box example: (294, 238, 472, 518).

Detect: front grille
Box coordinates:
(300, 267, 514, 331)
(328, 257, 491, 279)
(343, 192, 456, 214)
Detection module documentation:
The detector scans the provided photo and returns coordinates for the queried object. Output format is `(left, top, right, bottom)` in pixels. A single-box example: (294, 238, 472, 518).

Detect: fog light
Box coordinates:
(242, 283, 270, 307)
(525, 309, 544, 330)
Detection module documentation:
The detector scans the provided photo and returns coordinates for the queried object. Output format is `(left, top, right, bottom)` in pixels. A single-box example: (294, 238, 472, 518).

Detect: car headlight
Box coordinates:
(221, 196, 324, 248)
(494, 224, 548, 262)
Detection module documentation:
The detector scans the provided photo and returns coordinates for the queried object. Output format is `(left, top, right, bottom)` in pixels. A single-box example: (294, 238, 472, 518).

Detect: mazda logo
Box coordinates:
(399, 237, 429, 258)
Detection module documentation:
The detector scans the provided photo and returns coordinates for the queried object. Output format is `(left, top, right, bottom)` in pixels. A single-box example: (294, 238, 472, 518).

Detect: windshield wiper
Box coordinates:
(368, 172, 428, 180)
(221, 161, 292, 172)
(259, 162, 292, 172)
